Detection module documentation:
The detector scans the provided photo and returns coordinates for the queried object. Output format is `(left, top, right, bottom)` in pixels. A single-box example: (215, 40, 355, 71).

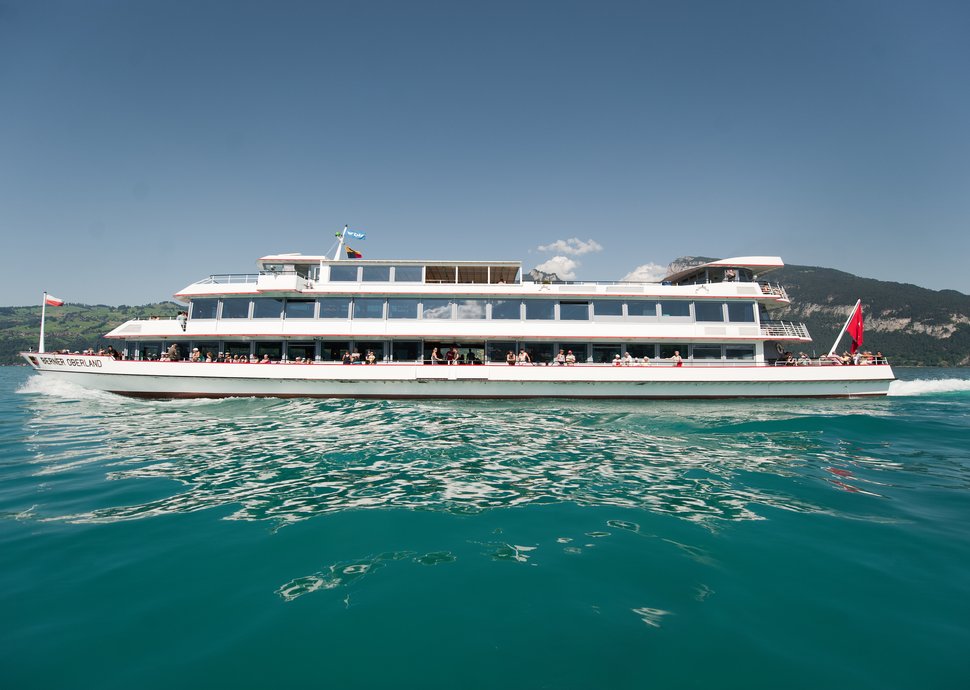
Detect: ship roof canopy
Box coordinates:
(662, 256, 784, 284)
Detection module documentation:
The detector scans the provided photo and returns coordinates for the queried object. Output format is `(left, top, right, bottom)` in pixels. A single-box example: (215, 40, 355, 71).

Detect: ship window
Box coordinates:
(285, 300, 316, 319)
(558, 342, 588, 363)
(593, 300, 624, 317)
(457, 299, 487, 319)
(522, 342, 555, 364)
(524, 300, 555, 320)
(318, 298, 351, 319)
(490, 300, 521, 320)
(287, 341, 316, 361)
(330, 265, 360, 281)
(592, 344, 621, 363)
(726, 345, 755, 360)
(659, 343, 688, 359)
(559, 301, 589, 320)
(355, 340, 385, 362)
(727, 303, 755, 322)
(362, 266, 391, 282)
(319, 341, 350, 361)
(253, 298, 284, 319)
(138, 342, 163, 361)
(457, 266, 489, 284)
(392, 341, 422, 362)
(692, 345, 722, 359)
(224, 341, 251, 358)
(293, 264, 314, 279)
(191, 299, 218, 319)
(392, 266, 423, 282)
(353, 298, 385, 319)
(694, 302, 725, 322)
(425, 266, 457, 284)
(254, 342, 283, 362)
(627, 301, 658, 317)
(387, 299, 419, 319)
(422, 299, 453, 319)
(659, 301, 690, 317)
(486, 341, 516, 363)
(625, 343, 658, 360)
(220, 298, 251, 319)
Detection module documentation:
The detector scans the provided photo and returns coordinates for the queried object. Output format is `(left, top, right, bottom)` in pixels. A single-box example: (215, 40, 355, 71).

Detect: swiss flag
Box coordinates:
(847, 302, 864, 354)
(45, 294, 65, 307)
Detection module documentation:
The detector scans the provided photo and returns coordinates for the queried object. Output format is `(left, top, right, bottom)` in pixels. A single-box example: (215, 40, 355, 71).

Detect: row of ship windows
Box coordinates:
(130, 340, 757, 363)
(189, 298, 757, 323)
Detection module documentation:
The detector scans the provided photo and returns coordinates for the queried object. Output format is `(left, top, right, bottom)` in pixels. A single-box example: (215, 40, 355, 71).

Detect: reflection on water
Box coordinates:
(13, 376, 970, 529)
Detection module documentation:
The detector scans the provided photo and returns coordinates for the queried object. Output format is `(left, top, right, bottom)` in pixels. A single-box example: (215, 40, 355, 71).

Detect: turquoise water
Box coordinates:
(2, 367, 969, 689)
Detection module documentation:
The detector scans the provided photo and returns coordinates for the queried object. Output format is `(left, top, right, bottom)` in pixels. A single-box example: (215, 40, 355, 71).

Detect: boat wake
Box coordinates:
(16, 374, 120, 402)
(888, 378, 970, 397)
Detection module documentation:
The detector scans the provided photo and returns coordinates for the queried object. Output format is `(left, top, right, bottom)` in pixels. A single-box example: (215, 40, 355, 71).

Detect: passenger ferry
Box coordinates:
(22, 236, 895, 398)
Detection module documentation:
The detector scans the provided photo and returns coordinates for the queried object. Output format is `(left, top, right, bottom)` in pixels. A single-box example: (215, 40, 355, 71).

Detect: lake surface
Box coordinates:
(2, 366, 969, 689)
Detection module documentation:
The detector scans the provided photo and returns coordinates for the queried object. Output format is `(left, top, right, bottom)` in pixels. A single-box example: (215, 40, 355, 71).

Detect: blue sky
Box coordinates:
(2, 0, 968, 305)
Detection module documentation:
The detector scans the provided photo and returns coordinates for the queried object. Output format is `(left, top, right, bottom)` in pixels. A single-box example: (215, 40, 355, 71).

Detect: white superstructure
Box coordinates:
(21, 252, 895, 398)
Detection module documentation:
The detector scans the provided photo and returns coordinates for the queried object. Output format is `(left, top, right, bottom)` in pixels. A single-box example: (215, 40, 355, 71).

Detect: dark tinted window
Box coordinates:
(318, 298, 351, 318)
(191, 299, 217, 319)
(353, 298, 385, 319)
(727, 303, 755, 322)
(221, 299, 250, 319)
(393, 266, 423, 282)
(362, 266, 390, 282)
(330, 265, 359, 281)
(285, 300, 315, 318)
(627, 301, 658, 317)
(252, 298, 283, 318)
(660, 301, 691, 317)
(694, 302, 724, 322)
(524, 300, 555, 320)
(491, 300, 520, 319)
(593, 300, 623, 316)
(559, 302, 589, 320)
(387, 299, 419, 319)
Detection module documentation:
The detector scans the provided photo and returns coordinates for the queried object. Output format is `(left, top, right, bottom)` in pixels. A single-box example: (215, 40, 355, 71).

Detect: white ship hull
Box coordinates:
(22, 354, 895, 399)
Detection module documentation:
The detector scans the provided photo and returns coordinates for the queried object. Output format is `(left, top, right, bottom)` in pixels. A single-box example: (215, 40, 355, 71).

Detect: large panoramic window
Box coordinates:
(252, 298, 283, 319)
(692, 345, 722, 359)
(726, 345, 755, 360)
(392, 266, 423, 282)
(422, 299, 453, 319)
(659, 301, 690, 318)
(318, 298, 351, 319)
(524, 300, 555, 320)
(593, 300, 624, 317)
(387, 299, 419, 319)
(559, 301, 589, 320)
(191, 299, 217, 319)
(353, 298, 385, 319)
(694, 302, 725, 322)
(284, 299, 315, 319)
(627, 301, 657, 317)
(457, 300, 487, 319)
(727, 303, 756, 322)
(329, 265, 360, 281)
(220, 298, 250, 319)
(490, 300, 520, 320)
(361, 266, 391, 282)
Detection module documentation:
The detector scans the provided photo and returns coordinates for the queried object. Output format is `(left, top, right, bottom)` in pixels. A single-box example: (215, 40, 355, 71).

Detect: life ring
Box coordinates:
(775, 342, 785, 355)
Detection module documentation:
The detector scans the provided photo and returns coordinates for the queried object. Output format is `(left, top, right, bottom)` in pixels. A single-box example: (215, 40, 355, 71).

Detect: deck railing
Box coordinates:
(760, 320, 810, 339)
(759, 282, 789, 300)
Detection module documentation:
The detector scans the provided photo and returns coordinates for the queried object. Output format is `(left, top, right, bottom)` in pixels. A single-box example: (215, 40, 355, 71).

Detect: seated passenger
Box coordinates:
(342, 352, 352, 365)
(622, 352, 634, 366)
(260, 354, 271, 363)
(506, 350, 516, 366)
(366, 350, 377, 365)
(613, 354, 622, 366)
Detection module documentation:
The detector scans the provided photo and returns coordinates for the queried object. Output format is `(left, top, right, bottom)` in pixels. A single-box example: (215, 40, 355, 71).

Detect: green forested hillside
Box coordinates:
(0, 303, 181, 364)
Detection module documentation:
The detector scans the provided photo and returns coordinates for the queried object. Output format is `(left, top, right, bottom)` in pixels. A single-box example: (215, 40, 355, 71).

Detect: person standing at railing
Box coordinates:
(671, 350, 683, 367)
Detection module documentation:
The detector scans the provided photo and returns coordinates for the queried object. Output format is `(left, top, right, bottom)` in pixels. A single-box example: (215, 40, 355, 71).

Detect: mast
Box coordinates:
(827, 299, 862, 357)
(332, 225, 348, 261)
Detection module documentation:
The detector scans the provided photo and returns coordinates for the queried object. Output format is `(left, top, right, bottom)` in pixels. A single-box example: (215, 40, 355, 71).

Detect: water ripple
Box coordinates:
(13, 376, 970, 528)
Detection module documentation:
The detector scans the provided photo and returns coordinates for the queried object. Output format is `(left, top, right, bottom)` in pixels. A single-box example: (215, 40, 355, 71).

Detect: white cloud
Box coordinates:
(621, 263, 667, 283)
(537, 237, 603, 256)
(535, 256, 578, 280)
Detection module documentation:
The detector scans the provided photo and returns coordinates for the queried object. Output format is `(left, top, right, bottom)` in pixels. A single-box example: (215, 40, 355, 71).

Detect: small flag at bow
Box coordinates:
(345, 246, 363, 259)
(847, 302, 864, 354)
(45, 294, 65, 307)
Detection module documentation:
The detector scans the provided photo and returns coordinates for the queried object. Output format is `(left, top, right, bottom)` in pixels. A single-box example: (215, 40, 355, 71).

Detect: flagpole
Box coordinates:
(332, 225, 348, 261)
(827, 299, 861, 357)
(40, 291, 48, 353)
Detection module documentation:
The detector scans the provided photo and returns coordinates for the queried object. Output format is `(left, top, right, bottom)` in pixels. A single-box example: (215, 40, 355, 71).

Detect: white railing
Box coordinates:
(759, 282, 789, 300)
(760, 320, 810, 338)
(196, 274, 259, 285)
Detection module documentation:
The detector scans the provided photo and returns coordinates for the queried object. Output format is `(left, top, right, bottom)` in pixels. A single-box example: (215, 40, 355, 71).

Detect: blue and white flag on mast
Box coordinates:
(346, 230, 366, 240)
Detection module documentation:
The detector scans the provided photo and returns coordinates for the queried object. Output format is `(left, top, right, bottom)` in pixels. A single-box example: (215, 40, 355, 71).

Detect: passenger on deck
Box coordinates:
(431, 347, 444, 365)
(176, 311, 187, 331)
(555, 349, 566, 366)
(366, 350, 377, 365)
(623, 352, 634, 366)
(565, 350, 576, 365)
(342, 351, 352, 365)
(506, 350, 516, 365)
(190, 348, 201, 362)
(518, 349, 532, 365)
(613, 354, 622, 366)
(797, 352, 810, 365)
(671, 350, 683, 367)
(447, 346, 459, 365)
(166, 343, 179, 361)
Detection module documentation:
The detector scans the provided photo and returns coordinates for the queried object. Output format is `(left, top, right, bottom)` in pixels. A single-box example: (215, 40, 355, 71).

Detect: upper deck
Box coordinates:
(174, 254, 791, 305)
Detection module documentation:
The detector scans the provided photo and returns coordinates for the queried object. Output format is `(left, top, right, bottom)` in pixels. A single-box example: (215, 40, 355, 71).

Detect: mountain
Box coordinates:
(2, 264, 967, 366)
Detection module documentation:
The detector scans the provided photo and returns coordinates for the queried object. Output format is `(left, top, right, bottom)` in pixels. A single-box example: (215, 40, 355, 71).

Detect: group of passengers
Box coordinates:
(342, 349, 378, 365)
(782, 350, 887, 366)
(429, 347, 483, 365)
